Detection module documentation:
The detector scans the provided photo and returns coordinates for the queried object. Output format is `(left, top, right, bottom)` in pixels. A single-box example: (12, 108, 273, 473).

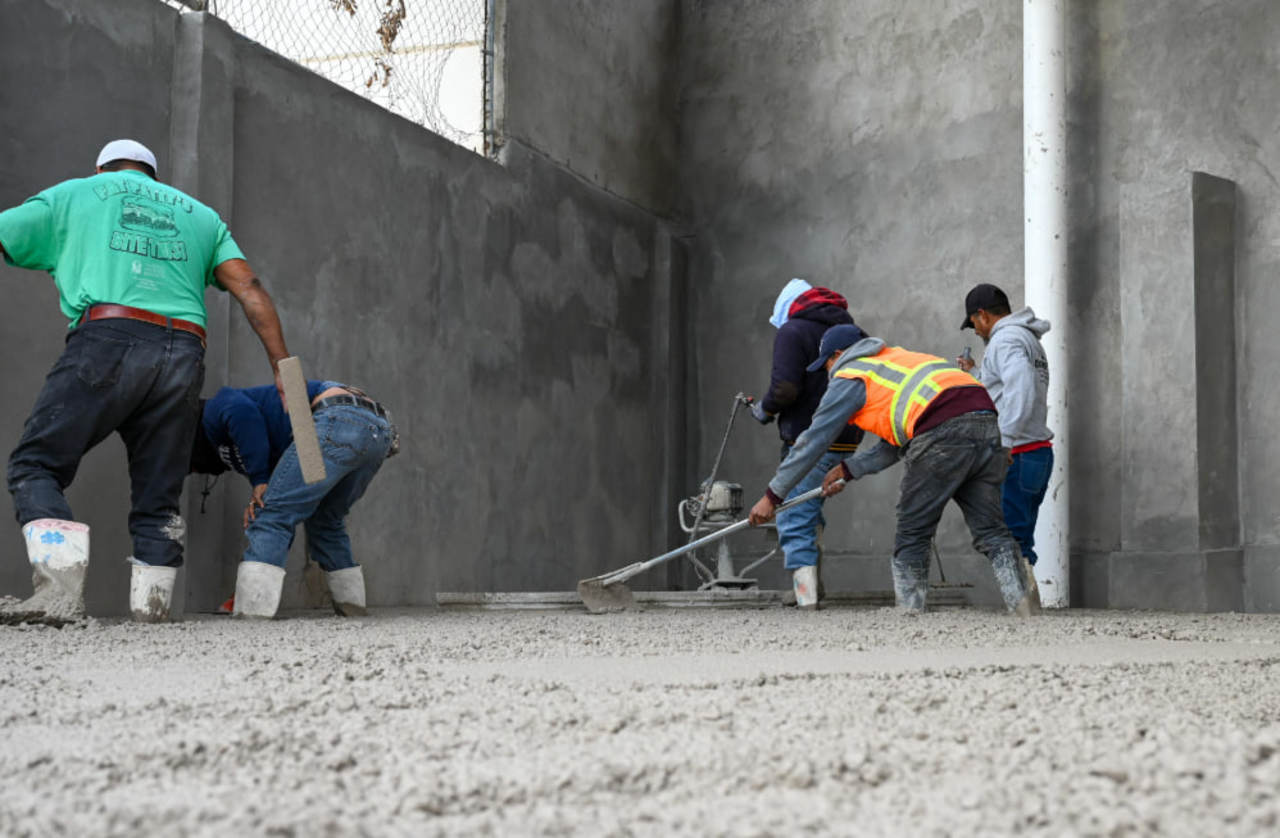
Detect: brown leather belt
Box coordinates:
(80, 303, 206, 345)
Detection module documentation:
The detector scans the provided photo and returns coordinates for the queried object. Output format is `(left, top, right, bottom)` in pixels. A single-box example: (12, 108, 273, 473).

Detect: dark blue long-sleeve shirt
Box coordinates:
(201, 380, 328, 485)
(761, 301, 863, 450)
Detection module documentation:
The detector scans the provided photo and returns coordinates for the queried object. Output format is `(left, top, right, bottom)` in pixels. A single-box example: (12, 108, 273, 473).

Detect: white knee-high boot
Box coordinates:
(327, 566, 367, 617)
(129, 560, 178, 623)
(1, 519, 90, 625)
(233, 561, 286, 619)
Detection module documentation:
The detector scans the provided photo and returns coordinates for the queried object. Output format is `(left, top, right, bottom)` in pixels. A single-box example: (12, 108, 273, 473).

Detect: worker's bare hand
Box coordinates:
(243, 483, 269, 529)
(274, 367, 287, 411)
(822, 466, 847, 496)
(956, 355, 976, 372)
(748, 495, 776, 526)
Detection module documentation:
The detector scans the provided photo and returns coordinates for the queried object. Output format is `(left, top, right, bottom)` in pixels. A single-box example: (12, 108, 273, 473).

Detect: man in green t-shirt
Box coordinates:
(0, 139, 292, 625)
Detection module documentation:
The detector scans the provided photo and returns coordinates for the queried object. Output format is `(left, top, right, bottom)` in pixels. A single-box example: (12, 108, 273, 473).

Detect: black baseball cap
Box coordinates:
(961, 283, 1010, 329)
(805, 323, 867, 372)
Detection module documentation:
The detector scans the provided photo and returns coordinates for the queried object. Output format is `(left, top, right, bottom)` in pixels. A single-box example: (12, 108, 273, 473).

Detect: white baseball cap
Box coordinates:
(95, 139, 158, 175)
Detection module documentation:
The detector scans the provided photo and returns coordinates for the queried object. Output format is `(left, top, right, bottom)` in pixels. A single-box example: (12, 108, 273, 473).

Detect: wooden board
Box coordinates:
(277, 356, 327, 484)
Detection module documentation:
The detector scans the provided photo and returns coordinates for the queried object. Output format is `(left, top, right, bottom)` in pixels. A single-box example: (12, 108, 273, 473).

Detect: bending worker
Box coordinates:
(0, 139, 289, 624)
(957, 283, 1053, 566)
(190, 380, 396, 619)
(751, 278, 862, 609)
(748, 325, 1039, 615)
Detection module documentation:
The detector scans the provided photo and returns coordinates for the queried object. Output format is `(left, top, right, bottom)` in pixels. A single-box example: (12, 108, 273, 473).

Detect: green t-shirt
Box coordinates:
(0, 170, 243, 328)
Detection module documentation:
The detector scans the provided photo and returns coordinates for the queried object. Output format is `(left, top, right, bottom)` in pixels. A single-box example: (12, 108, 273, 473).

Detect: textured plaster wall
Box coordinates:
(497, 0, 681, 216)
(677, 0, 1280, 609)
(1087, 1, 1280, 610)
(0, 0, 680, 614)
(6, 0, 1280, 614)
(223, 38, 669, 610)
(677, 0, 1025, 603)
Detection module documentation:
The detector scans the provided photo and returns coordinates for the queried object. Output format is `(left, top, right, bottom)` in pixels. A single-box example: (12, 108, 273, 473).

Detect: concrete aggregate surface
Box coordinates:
(0, 607, 1278, 836)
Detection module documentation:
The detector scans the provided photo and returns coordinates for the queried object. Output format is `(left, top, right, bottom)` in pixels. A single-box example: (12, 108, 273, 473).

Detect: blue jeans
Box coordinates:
(7, 319, 205, 567)
(243, 404, 392, 570)
(777, 446, 846, 570)
(1002, 446, 1053, 565)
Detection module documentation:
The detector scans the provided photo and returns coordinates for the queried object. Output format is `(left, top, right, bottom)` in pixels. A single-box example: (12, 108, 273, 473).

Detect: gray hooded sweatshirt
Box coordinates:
(977, 307, 1053, 449)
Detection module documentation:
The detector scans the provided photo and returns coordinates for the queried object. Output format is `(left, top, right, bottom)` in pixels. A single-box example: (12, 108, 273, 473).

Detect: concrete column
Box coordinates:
(1113, 173, 1242, 611)
(1023, 0, 1070, 606)
(169, 12, 240, 615)
(648, 226, 691, 590)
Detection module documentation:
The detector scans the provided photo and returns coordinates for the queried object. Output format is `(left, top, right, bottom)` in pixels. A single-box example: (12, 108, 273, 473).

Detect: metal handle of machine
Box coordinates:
(677, 498, 697, 534)
(594, 484, 838, 588)
(680, 392, 754, 583)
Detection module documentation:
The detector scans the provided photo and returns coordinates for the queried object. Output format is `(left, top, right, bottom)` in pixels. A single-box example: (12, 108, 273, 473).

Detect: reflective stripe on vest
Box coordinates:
(833, 348, 980, 446)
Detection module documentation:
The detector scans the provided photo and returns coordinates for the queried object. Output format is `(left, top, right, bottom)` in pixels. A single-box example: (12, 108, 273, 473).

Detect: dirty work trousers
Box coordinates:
(7, 319, 205, 567)
(1002, 446, 1053, 565)
(893, 411, 1022, 588)
(242, 403, 392, 571)
(777, 445, 846, 570)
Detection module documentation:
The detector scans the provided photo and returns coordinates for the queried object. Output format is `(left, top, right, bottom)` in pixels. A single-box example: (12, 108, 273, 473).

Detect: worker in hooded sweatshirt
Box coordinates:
(956, 283, 1054, 566)
(750, 278, 862, 609)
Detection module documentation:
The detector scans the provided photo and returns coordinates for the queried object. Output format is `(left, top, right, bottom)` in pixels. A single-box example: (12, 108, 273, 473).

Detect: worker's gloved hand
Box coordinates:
(750, 402, 775, 425)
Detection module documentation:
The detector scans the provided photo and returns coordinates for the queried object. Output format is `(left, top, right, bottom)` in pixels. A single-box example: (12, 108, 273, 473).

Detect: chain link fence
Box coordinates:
(163, 0, 490, 154)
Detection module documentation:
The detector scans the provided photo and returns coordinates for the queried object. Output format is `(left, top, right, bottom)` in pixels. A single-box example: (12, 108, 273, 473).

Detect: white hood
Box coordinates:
(769, 278, 812, 329)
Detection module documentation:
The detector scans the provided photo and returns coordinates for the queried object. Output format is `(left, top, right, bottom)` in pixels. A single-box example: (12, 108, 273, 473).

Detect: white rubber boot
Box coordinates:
(990, 548, 1040, 617)
(327, 566, 368, 617)
(0, 519, 90, 625)
(792, 565, 820, 610)
(129, 560, 177, 623)
(891, 558, 928, 613)
(232, 561, 286, 619)
(1021, 554, 1043, 614)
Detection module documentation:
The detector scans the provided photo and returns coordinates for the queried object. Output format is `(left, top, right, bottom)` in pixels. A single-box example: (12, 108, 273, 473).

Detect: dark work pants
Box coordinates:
(893, 412, 1021, 583)
(7, 319, 206, 567)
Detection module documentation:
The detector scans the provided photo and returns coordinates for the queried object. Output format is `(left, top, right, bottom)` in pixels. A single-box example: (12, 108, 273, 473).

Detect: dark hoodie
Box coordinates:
(760, 289, 863, 451)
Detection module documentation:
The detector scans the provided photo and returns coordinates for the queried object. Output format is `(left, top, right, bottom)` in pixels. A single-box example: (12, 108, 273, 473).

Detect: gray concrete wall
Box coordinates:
(677, 0, 1025, 604)
(497, 0, 681, 217)
(7, 0, 1280, 616)
(0, 0, 683, 615)
(677, 0, 1280, 610)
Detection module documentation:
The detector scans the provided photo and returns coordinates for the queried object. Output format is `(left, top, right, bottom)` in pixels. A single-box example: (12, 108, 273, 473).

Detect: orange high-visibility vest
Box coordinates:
(832, 346, 981, 446)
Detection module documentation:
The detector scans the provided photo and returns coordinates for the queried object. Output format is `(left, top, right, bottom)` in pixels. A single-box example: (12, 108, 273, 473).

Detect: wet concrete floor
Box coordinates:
(0, 606, 1277, 836)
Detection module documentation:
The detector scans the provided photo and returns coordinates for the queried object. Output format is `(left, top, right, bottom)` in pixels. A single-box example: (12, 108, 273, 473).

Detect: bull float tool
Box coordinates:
(577, 482, 842, 614)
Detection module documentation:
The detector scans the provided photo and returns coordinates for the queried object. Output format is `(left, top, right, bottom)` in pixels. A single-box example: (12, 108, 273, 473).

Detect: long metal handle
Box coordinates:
(600, 484, 834, 586)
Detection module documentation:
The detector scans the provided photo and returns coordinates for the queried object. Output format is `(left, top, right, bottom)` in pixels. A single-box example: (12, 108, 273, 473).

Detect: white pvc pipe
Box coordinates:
(1023, 0, 1070, 607)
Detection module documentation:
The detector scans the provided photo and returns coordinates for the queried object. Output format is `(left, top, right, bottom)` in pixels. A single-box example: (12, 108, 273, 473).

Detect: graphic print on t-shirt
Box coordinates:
(121, 196, 179, 237)
(109, 194, 188, 262)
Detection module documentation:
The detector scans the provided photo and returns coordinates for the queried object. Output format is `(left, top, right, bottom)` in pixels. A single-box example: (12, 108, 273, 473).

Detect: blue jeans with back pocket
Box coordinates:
(242, 404, 392, 570)
(1001, 446, 1053, 565)
(7, 319, 206, 567)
